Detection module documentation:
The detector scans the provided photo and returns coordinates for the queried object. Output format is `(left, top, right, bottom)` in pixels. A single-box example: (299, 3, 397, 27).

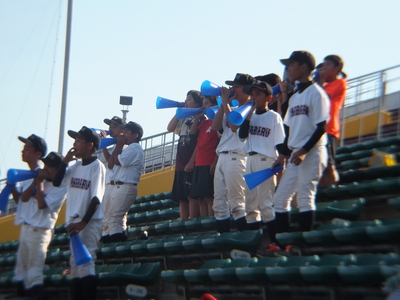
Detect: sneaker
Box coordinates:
(257, 243, 292, 257)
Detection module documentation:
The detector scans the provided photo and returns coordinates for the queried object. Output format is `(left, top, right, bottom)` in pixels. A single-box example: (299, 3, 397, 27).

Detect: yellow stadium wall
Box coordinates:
(343, 111, 391, 138)
(0, 167, 175, 243)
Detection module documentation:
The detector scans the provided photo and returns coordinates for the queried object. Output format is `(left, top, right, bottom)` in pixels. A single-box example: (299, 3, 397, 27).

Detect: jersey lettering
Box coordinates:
(290, 105, 309, 117)
(70, 177, 91, 190)
(249, 125, 271, 138)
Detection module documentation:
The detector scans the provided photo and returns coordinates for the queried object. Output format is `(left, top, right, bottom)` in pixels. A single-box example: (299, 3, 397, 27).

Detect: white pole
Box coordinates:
(58, 0, 73, 153)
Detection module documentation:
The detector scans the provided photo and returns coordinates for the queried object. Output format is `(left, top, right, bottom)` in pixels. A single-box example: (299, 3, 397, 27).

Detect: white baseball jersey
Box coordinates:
(112, 143, 144, 184)
(216, 113, 246, 155)
(63, 159, 106, 224)
(244, 110, 285, 158)
(284, 83, 330, 149)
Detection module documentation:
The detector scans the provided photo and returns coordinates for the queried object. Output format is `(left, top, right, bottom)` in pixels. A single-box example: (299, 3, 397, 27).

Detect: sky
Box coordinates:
(0, 0, 399, 177)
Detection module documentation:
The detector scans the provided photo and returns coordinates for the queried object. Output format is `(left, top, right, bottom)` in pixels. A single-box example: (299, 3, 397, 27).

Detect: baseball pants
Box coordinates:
(245, 154, 276, 223)
(102, 183, 137, 236)
(273, 145, 327, 213)
(213, 152, 247, 220)
(14, 224, 52, 289)
(70, 219, 102, 278)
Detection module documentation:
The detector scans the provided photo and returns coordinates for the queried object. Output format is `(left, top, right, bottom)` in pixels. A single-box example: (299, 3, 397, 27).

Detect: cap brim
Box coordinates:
(280, 58, 292, 66)
(103, 118, 111, 125)
(18, 136, 29, 144)
(225, 80, 235, 86)
(67, 130, 79, 139)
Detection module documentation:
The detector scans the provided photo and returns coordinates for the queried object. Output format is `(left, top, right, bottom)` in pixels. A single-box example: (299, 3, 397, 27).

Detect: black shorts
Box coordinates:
(190, 166, 214, 199)
(171, 170, 193, 202)
(327, 134, 337, 165)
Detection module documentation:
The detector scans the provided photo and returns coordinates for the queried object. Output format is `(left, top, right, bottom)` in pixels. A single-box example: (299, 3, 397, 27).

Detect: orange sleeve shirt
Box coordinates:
(324, 78, 347, 138)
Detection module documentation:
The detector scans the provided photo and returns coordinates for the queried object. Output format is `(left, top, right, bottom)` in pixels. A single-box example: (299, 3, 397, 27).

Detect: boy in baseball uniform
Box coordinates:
(211, 73, 254, 233)
(103, 121, 144, 242)
(53, 126, 105, 300)
(239, 81, 285, 240)
(271, 51, 330, 241)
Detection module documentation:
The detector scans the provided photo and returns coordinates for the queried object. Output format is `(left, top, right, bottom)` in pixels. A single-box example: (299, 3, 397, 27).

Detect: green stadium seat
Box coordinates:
(332, 220, 382, 244)
(140, 224, 157, 236)
(182, 234, 218, 252)
(127, 226, 142, 238)
(98, 242, 119, 259)
(115, 241, 135, 257)
(146, 238, 166, 254)
(160, 199, 177, 209)
(161, 269, 186, 283)
(201, 230, 262, 252)
(300, 254, 356, 283)
(144, 194, 157, 202)
(266, 255, 320, 283)
(317, 198, 365, 220)
(235, 256, 286, 283)
(154, 192, 166, 200)
(154, 220, 172, 235)
(371, 177, 400, 194)
(45, 248, 62, 264)
(145, 210, 160, 222)
(98, 262, 161, 286)
(184, 259, 231, 284)
(185, 217, 207, 231)
(134, 196, 146, 204)
(388, 197, 400, 210)
(276, 231, 307, 246)
(163, 236, 185, 253)
(0, 270, 15, 288)
(200, 216, 217, 230)
(130, 240, 148, 256)
(54, 224, 67, 234)
(158, 208, 180, 220)
(43, 267, 64, 286)
(208, 258, 256, 283)
(366, 224, 400, 243)
(62, 250, 71, 261)
(163, 191, 172, 199)
(169, 219, 186, 233)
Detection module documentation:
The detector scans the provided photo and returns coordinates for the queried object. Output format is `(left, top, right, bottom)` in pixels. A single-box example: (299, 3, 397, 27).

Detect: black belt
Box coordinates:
(248, 151, 259, 156)
(220, 151, 238, 154)
(110, 181, 137, 186)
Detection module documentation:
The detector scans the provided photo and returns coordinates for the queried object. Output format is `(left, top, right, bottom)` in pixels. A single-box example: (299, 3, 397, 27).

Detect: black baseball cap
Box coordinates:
(280, 51, 316, 72)
(225, 73, 254, 86)
(121, 121, 144, 140)
(243, 80, 273, 96)
(18, 134, 47, 158)
(104, 116, 125, 126)
(255, 73, 282, 87)
(41, 151, 63, 169)
(68, 126, 100, 150)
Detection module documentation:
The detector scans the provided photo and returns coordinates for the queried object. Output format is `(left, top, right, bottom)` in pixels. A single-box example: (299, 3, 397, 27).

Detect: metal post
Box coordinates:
(376, 71, 386, 139)
(58, 0, 73, 153)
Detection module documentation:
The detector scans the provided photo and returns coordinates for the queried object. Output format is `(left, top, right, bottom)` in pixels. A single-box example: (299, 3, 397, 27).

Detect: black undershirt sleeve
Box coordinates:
(53, 162, 67, 187)
(277, 125, 292, 156)
(239, 120, 250, 139)
(302, 121, 327, 152)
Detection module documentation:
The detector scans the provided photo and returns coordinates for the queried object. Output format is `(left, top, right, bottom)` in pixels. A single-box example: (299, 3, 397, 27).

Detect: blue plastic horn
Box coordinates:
(176, 108, 204, 120)
(227, 102, 255, 126)
(205, 105, 219, 120)
(70, 232, 92, 265)
(201, 80, 222, 96)
(7, 169, 39, 185)
(99, 138, 116, 150)
(0, 184, 14, 212)
(91, 128, 112, 135)
(156, 97, 185, 109)
(217, 96, 239, 107)
(244, 164, 284, 190)
(272, 85, 281, 95)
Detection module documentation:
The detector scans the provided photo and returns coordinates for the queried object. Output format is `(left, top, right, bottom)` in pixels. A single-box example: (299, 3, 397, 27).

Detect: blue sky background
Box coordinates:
(0, 0, 399, 176)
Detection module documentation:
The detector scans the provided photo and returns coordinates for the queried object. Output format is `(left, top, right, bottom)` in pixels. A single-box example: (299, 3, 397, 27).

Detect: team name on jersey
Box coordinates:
(70, 177, 91, 190)
(290, 105, 309, 117)
(248, 126, 271, 138)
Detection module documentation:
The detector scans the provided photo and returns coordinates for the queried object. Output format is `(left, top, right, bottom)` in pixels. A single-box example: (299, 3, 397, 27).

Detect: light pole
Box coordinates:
(120, 96, 133, 123)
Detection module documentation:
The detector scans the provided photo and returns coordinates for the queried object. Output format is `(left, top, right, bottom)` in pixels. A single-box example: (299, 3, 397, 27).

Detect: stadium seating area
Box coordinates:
(0, 136, 400, 299)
